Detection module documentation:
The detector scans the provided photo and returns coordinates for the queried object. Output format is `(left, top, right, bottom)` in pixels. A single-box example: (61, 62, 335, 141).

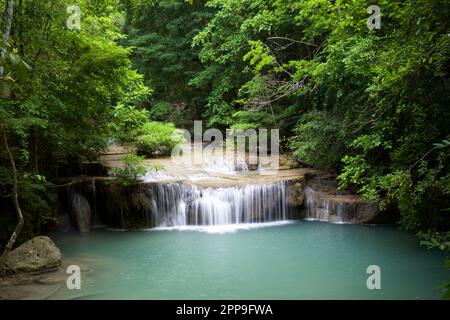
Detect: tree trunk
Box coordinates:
(0, 0, 23, 273)
(0, 0, 13, 76)
(18, 0, 23, 56)
(2, 0, 13, 43)
(0, 126, 24, 272)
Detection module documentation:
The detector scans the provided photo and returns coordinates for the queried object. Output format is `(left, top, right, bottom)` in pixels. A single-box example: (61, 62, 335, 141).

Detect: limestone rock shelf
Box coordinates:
(55, 153, 394, 231)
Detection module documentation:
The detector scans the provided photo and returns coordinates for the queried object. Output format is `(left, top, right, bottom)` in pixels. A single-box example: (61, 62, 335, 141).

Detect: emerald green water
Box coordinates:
(49, 221, 448, 299)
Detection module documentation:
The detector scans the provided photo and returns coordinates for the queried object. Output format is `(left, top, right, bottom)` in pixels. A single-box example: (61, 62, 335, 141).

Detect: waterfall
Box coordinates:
(151, 183, 188, 227)
(149, 182, 288, 227)
(142, 170, 175, 182)
(304, 186, 356, 224)
(204, 156, 249, 173)
(70, 193, 92, 232)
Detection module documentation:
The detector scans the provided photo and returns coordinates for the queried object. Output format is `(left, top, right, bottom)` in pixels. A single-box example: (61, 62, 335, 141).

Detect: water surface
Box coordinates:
(50, 221, 448, 299)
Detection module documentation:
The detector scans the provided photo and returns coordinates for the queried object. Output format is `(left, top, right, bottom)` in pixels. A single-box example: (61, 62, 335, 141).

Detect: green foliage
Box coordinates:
(119, 70, 153, 107)
(444, 258, 450, 300)
(0, 169, 58, 249)
(17, 174, 59, 237)
(187, 0, 450, 234)
(238, 0, 450, 232)
(112, 104, 150, 145)
(136, 122, 184, 157)
(0, 0, 152, 168)
(148, 101, 176, 121)
(108, 153, 148, 185)
(290, 110, 349, 169)
(417, 231, 450, 299)
(230, 110, 273, 131)
(149, 162, 165, 171)
(338, 143, 450, 231)
(124, 0, 211, 127)
(190, 0, 276, 128)
(125, 0, 450, 235)
(0, 0, 152, 246)
(418, 231, 450, 251)
(0, 47, 32, 97)
(1, 0, 449, 258)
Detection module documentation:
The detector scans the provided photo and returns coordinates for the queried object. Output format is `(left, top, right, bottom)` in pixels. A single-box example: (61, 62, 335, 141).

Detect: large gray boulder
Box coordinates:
(5, 236, 62, 273)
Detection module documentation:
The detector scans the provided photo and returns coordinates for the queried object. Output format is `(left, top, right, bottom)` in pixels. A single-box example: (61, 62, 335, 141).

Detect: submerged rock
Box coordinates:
(5, 236, 62, 274)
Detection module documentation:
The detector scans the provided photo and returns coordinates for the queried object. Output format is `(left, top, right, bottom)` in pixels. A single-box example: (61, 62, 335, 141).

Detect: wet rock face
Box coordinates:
(5, 236, 62, 274)
(102, 183, 154, 229)
(56, 166, 394, 229)
(279, 155, 301, 170)
(287, 179, 305, 208)
(303, 176, 385, 224)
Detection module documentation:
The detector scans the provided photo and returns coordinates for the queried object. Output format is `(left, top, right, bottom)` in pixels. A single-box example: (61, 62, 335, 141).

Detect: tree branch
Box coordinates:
(0, 125, 24, 272)
(267, 36, 319, 48)
(407, 147, 439, 173)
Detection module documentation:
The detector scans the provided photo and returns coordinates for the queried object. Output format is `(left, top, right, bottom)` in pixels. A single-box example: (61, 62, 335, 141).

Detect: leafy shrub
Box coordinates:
(418, 231, 450, 251)
(444, 259, 450, 300)
(149, 162, 165, 171)
(417, 231, 450, 299)
(109, 153, 148, 185)
(230, 111, 273, 130)
(112, 104, 150, 145)
(136, 122, 184, 157)
(149, 101, 175, 121)
(338, 140, 450, 232)
(290, 110, 348, 169)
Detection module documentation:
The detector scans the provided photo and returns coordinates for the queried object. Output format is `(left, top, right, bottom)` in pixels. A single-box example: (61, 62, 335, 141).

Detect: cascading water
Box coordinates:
(142, 170, 175, 182)
(304, 186, 356, 224)
(151, 183, 188, 227)
(149, 182, 289, 227)
(202, 156, 249, 173)
(70, 193, 92, 232)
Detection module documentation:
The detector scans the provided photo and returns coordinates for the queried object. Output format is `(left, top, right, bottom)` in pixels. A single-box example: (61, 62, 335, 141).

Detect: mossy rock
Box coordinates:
(5, 236, 62, 274)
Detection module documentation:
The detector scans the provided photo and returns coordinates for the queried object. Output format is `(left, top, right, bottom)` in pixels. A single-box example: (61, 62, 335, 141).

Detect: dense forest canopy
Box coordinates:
(0, 0, 449, 258)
